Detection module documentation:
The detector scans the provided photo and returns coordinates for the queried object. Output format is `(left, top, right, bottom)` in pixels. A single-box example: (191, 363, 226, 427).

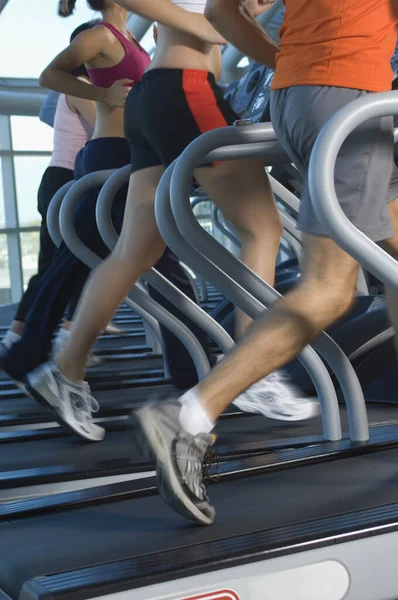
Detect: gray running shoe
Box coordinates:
(134, 400, 216, 525)
(26, 362, 105, 442)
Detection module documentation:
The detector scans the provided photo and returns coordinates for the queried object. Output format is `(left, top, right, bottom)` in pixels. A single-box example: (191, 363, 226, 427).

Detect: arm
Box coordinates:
(113, 0, 226, 44)
(67, 96, 97, 129)
(39, 28, 133, 107)
(39, 91, 60, 128)
(205, 0, 278, 69)
(391, 0, 398, 18)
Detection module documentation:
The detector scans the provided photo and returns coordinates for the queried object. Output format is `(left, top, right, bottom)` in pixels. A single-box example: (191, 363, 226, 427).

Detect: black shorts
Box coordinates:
(124, 68, 239, 173)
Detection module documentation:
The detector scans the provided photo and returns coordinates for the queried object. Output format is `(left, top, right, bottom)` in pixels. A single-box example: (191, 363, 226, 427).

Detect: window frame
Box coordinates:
(0, 114, 48, 303)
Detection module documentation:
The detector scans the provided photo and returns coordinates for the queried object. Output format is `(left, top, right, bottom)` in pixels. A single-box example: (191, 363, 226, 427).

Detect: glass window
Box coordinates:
(0, 0, 96, 78)
(140, 25, 156, 56)
(11, 116, 54, 152)
(20, 231, 40, 290)
(0, 162, 6, 229)
(14, 156, 50, 227)
(0, 235, 11, 304)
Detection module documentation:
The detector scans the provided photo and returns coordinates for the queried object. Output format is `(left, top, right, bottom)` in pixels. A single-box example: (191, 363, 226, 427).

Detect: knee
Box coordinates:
(288, 277, 356, 332)
(114, 237, 165, 275)
(326, 286, 356, 320)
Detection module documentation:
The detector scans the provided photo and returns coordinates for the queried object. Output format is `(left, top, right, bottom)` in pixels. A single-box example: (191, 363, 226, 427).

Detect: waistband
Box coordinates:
(85, 136, 128, 148)
(141, 68, 216, 84)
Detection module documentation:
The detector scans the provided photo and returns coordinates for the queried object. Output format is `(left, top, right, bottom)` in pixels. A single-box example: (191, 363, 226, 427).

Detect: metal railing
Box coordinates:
(163, 121, 370, 441)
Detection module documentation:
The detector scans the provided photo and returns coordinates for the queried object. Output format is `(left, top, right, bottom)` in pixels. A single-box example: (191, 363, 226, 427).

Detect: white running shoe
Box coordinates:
(26, 362, 105, 442)
(104, 322, 124, 336)
(233, 371, 319, 422)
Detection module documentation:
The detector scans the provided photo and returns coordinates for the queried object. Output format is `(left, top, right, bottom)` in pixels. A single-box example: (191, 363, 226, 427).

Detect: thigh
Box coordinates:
(115, 166, 165, 260)
(195, 158, 279, 235)
(275, 86, 394, 242)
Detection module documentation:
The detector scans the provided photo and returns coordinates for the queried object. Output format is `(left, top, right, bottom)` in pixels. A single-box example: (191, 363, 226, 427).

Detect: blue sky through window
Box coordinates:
(0, 0, 96, 78)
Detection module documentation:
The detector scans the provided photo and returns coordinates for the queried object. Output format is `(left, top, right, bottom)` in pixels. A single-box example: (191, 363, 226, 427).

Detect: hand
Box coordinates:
(103, 78, 134, 107)
(244, 0, 276, 17)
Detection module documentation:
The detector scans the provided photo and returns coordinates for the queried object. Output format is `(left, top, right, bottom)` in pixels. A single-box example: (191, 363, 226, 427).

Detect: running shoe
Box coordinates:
(134, 400, 216, 525)
(26, 362, 105, 442)
(104, 322, 124, 336)
(233, 370, 319, 421)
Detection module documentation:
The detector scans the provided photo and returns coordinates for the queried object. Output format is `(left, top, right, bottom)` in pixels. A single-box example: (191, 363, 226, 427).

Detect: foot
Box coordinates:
(26, 362, 105, 442)
(233, 371, 319, 422)
(52, 329, 104, 369)
(134, 400, 216, 525)
(104, 322, 124, 336)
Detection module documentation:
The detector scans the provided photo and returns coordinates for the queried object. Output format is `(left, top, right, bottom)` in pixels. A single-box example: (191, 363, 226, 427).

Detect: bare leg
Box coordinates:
(196, 159, 282, 338)
(194, 235, 358, 421)
(57, 166, 165, 383)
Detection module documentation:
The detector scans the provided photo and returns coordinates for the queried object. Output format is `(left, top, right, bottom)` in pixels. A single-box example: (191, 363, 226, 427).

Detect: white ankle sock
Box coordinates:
(2, 330, 21, 349)
(55, 328, 70, 344)
(179, 390, 214, 436)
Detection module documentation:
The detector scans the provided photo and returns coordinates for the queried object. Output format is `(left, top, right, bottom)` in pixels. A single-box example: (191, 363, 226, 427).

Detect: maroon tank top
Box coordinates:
(87, 22, 150, 89)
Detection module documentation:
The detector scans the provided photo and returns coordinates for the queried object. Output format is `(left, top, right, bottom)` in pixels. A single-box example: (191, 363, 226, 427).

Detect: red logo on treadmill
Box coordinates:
(180, 591, 240, 600)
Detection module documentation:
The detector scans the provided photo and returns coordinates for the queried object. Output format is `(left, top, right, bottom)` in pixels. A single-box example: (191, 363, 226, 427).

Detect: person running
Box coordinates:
(1, 21, 96, 358)
(12, 0, 316, 439)
(126, 0, 398, 525)
(0, 0, 225, 435)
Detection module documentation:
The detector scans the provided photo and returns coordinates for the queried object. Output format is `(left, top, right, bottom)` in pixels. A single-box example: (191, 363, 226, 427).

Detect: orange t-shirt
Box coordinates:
(271, 0, 397, 92)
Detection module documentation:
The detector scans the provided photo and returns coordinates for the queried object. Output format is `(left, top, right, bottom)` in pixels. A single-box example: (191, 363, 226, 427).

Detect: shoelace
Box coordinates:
(178, 442, 208, 501)
(82, 382, 100, 413)
(178, 438, 218, 501)
(70, 383, 100, 424)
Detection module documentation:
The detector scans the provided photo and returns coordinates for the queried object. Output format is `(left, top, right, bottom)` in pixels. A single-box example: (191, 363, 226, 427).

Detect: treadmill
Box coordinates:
(2, 93, 398, 600)
(0, 149, 325, 503)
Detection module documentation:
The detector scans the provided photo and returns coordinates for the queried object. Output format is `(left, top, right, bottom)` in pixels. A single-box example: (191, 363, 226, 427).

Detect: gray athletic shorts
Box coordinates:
(270, 86, 398, 242)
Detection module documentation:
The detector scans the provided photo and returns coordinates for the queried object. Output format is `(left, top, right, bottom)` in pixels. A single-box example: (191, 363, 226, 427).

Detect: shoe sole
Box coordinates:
(232, 399, 320, 422)
(134, 407, 213, 526)
(26, 382, 105, 443)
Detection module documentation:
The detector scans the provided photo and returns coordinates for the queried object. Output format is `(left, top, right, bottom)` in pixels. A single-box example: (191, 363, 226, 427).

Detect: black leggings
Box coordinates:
(3, 137, 212, 387)
(14, 166, 84, 323)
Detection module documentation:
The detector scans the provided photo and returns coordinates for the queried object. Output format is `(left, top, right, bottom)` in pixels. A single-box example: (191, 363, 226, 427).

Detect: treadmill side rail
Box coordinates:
(19, 501, 398, 600)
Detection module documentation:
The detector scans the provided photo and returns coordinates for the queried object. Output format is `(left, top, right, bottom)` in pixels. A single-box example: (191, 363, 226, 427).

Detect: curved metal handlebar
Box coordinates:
(59, 171, 168, 361)
(212, 207, 241, 249)
(168, 121, 370, 441)
(47, 180, 75, 247)
(157, 160, 342, 441)
(95, 166, 234, 357)
(309, 91, 398, 292)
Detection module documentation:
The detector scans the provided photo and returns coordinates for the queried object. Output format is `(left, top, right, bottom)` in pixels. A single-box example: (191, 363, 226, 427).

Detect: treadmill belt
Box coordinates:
(2, 403, 398, 473)
(2, 447, 398, 598)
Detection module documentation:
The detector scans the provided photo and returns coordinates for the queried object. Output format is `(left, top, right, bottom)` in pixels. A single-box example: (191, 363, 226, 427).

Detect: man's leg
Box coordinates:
(133, 234, 358, 525)
(379, 197, 398, 355)
(195, 234, 358, 420)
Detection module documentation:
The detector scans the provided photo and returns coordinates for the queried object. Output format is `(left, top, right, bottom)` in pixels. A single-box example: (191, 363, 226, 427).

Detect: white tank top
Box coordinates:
(49, 92, 93, 171)
(171, 0, 206, 14)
